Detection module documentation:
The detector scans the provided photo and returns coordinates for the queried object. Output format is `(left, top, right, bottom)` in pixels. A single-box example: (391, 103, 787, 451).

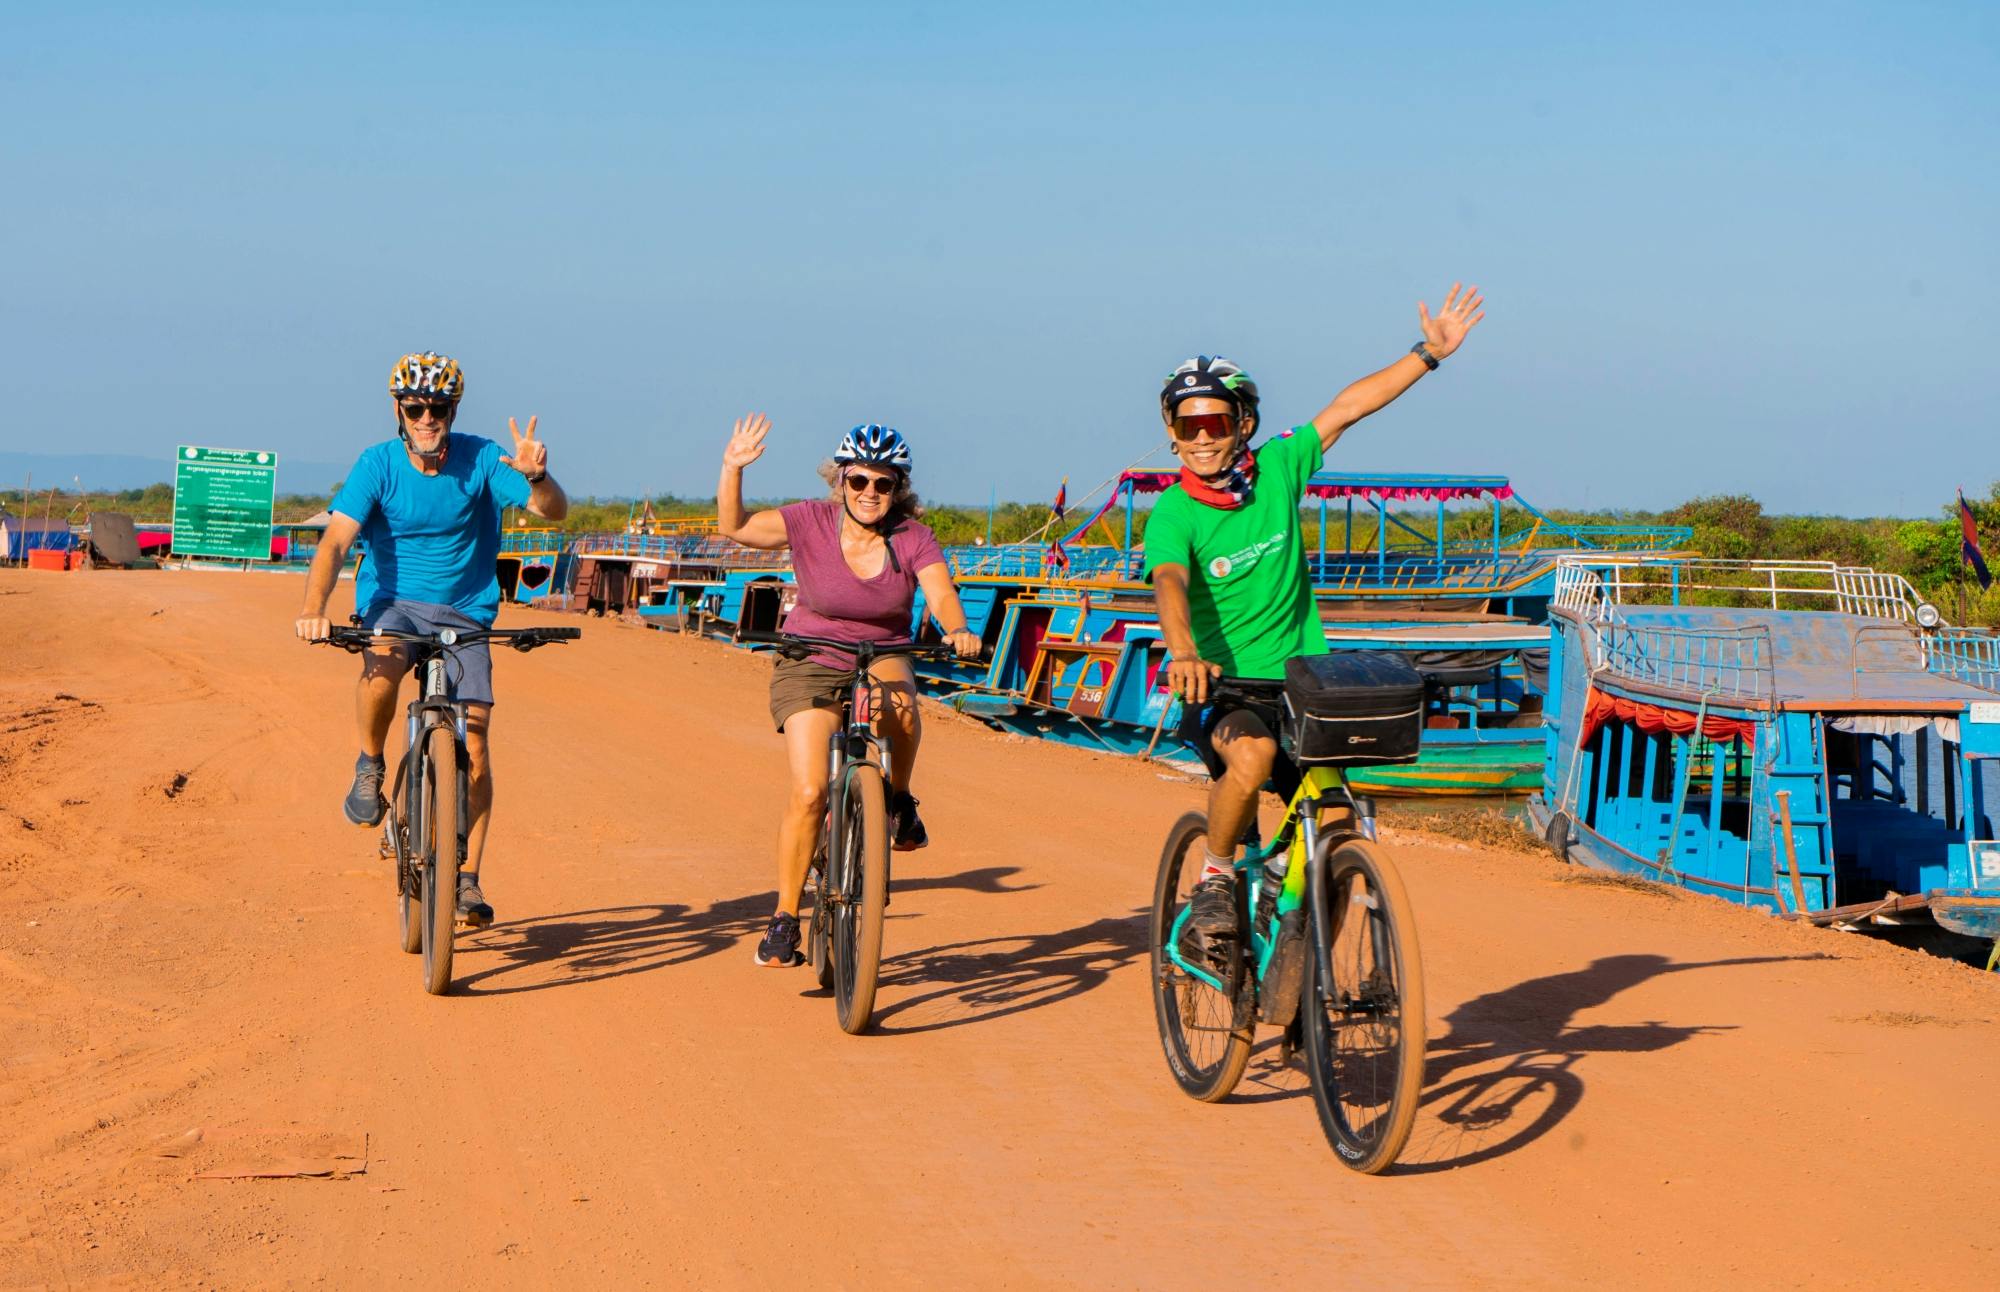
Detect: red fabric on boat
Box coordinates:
(1580, 687, 1758, 746)
(1303, 482, 1513, 501)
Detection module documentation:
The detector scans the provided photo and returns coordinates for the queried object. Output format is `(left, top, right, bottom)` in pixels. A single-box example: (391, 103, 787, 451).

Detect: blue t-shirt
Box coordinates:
(330, 434, 531, 625)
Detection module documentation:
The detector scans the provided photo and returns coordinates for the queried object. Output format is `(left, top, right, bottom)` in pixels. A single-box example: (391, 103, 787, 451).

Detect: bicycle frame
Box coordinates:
(821, 653, 894, 902)
(401, 652, 469, 876)
(1163, 764, 1377, 998)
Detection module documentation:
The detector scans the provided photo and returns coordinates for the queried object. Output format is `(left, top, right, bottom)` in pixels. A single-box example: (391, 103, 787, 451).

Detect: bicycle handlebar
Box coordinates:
(318, 625, 582, 654)
(737, 629, 969, 662)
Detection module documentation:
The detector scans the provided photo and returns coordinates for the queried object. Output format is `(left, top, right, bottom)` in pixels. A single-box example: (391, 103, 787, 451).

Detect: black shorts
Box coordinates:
(1179, 683, 1302, 802)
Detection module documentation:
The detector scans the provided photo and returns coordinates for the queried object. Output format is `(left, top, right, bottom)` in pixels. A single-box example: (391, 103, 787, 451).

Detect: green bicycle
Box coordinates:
(1150, 675, 1428, 1175)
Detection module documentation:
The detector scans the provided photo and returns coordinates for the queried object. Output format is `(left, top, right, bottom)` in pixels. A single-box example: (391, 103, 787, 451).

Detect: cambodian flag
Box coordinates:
(1045, 479, 1069, 572)
(1960, 490, 1991, 590)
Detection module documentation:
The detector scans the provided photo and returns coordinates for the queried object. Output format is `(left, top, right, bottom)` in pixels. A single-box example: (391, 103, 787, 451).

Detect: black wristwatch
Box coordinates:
(1410, 341, 1440, 371)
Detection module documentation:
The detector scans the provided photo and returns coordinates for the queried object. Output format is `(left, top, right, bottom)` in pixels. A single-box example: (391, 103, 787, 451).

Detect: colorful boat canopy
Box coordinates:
(1119, 470, 1514, 502)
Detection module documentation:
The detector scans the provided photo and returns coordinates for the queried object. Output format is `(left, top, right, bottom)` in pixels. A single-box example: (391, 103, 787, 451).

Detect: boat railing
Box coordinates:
(1592, 618, 1776, 703)
(1490, 523, 1692, 551)
(1552, 556, 1941, 625)
(569, 532, 792, 569)
(1919, 628, 2000, 691)
(1553, 562, 1614, 621)
(945, 544, 1140, 579)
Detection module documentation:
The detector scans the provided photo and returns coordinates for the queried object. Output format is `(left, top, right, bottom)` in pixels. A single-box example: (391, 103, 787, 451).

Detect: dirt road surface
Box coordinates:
(2, 569, 1995, 1290)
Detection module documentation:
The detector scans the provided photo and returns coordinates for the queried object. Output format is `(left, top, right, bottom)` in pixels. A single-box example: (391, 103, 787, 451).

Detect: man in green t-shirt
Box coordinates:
(1145, 284, 1486, 942)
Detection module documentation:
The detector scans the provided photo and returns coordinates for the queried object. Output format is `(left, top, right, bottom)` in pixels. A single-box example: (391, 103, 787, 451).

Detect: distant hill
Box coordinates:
(0, 451, 351, 496)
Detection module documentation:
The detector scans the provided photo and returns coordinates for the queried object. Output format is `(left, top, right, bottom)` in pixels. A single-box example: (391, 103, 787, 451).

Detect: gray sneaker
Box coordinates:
(343, 754, 387, 827)
(456, 873, 494, 928)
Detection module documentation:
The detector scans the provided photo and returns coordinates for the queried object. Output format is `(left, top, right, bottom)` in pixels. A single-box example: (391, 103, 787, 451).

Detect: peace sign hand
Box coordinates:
(724, 413, 771, 469)
(1417, 283, 1486, 361)
(501, 415, 548, 479)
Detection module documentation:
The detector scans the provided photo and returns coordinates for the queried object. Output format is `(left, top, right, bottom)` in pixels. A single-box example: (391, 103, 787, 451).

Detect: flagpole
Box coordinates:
(986, 484, 994, 547)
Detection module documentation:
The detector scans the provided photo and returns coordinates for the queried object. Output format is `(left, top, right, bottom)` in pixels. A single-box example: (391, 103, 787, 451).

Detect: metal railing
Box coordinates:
(1594, 619, 1775, 703)
(1920, 628, 2000, 688)
(946, 544, 1139, 579)
(1550, 556, 1940, 624)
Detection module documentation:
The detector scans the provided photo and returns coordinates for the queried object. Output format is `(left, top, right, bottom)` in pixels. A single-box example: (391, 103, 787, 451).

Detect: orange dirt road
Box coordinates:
(2, 569, 1995, 1290)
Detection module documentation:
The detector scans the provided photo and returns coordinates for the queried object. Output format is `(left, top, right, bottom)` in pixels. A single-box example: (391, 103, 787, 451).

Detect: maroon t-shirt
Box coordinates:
(780, 499, 946, 667)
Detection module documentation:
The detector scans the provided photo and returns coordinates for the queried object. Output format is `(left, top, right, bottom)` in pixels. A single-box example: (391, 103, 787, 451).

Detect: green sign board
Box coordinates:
(172, 446, 278, 561)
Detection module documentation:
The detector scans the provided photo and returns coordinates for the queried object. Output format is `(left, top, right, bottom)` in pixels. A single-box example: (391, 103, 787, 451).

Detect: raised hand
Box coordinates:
(724, 413, 771, 469)
(501, 415, 548, 478)
(1418, 283, 1486, 361)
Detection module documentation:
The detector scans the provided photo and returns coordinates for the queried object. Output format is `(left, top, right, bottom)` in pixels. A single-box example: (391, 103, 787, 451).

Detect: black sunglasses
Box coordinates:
(400, 401, 453, 422)
(845, 472, 898, 496)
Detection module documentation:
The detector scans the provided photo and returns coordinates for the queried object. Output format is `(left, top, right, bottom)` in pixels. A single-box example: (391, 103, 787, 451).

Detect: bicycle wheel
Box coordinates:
(808, 846, 834, 991)
(830, 763, 888, 1034)
(1149, 811, 1252, 1102)
(420, 725, 460, 996)
(388, 757, 422, 955)
(1301, 836, 1426, 1174)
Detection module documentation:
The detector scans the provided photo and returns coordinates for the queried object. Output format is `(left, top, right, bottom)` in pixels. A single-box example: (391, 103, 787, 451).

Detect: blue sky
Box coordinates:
(4, 2, 1995, 515)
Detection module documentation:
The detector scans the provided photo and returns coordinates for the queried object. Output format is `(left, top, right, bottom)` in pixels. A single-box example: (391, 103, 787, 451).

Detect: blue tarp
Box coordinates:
(4, 528, 76, 559)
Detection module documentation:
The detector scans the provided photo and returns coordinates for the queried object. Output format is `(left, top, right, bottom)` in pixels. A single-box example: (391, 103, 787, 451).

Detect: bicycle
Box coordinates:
(320, 621, 580, 995)
(740, 630, 962, 1034)
(1149, 676, 1427, 1174)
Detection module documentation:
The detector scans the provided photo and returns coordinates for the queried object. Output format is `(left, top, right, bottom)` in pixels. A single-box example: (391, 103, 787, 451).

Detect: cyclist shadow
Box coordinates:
(865, 911, 1148, 1036)
(1230, 951, 1825, 1173)
(452, 866, 1035, 997)
(452, 893, 774, 996)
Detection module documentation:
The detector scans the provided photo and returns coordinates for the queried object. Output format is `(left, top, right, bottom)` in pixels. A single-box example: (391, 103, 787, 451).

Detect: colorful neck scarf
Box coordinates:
(1179, 447, 1257, 510)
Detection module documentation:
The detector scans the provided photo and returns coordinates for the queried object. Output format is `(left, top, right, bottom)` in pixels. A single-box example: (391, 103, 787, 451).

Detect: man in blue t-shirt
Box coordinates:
(294, 352, 569, 927)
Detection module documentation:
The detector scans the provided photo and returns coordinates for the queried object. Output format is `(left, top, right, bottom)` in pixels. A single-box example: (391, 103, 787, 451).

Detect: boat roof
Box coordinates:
(1122, 468, 1511, 501)
(1603, 605, 1997, 711)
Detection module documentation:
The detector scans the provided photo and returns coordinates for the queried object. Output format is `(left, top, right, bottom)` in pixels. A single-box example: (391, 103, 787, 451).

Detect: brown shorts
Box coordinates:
(769, 656, 855, 731)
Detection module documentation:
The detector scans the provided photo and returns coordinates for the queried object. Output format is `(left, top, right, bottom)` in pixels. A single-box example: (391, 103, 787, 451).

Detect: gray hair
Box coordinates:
(819, 459, 924, 524)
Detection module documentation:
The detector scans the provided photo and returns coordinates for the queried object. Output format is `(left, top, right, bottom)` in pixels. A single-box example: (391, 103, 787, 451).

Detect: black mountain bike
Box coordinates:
(321, 621, 579, 995)
(742, 631, 959, 1034)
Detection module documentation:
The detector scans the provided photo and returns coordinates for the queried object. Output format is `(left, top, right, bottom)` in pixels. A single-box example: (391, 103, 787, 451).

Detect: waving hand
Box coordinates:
(1418, 283, 1485, 360)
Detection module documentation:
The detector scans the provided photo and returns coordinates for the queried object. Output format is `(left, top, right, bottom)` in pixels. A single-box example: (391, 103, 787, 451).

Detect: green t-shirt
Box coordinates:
(1142, 427, 1328, 680)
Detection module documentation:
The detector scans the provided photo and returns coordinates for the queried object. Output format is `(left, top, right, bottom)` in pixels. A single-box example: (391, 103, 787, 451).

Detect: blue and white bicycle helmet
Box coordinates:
(832, 424, 913, 475)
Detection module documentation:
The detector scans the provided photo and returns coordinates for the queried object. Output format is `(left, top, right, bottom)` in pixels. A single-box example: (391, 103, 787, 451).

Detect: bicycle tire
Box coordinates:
(390, 761, 422, 955)
(1149, 811, 1252, 1102)
(420, 725, 459, 996)
(809, 851, 834, 991)
(831, 763, 889, 1034)
(1301, 836, 1426, 1174)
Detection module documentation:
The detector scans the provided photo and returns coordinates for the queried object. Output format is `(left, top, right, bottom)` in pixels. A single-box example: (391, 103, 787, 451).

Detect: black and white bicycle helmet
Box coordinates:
(832, 424, 913, 475)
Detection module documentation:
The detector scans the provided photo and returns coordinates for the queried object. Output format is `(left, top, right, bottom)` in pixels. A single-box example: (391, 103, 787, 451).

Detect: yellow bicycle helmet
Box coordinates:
(389, 352, 465, 402)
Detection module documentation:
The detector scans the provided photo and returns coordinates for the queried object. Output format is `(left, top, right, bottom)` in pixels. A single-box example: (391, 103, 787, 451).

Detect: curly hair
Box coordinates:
(820, 459, 924, 525)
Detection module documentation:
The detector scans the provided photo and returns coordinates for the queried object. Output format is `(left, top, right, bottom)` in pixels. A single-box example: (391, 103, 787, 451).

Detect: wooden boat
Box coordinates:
(1526, 556, 1999, 949)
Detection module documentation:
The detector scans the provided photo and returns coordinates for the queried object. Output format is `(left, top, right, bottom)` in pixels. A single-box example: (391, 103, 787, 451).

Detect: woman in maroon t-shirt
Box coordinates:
(718, 415, 982, 968)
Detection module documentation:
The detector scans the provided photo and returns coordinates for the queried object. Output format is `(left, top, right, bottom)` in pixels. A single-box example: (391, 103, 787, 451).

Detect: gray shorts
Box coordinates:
(360, 600, 495, 706)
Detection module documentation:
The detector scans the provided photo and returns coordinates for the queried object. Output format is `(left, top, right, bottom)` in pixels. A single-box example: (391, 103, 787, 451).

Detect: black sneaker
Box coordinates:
(1179, 874, 1239, 965)
(1189, 873, 1238, 934)
(754, 912, 804, 967)
(342, 754, 387, 827)
(456, 873, 494, 928)
(889, 790, 928, 852)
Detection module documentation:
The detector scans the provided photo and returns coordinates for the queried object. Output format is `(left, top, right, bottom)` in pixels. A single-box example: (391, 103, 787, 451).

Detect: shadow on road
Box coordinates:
(452, 866, 1034, 997)
(1230, 951, 1829, 1174)
(868, 911, 1148, 1036)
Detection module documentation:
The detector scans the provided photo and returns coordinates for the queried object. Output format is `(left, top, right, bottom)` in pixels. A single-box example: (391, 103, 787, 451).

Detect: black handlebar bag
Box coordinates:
(1281, 652, 1425, 767)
